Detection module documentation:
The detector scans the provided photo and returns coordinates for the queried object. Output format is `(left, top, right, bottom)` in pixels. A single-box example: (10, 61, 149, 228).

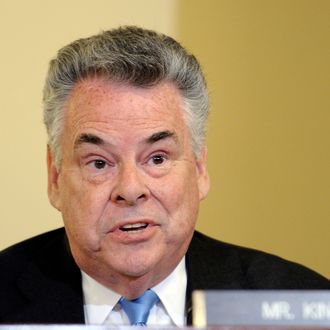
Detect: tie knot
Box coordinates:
(119, 289, 159, 326)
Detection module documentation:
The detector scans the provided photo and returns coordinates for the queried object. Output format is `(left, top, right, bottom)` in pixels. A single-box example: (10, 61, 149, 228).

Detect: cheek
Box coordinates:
(157, 168, 200, 226)
(59, 170, 106, 206)
(58, 172, 108, 236)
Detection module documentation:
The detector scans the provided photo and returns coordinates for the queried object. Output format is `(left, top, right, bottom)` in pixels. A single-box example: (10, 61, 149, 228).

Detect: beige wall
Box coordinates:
(1, 1, 329, 278)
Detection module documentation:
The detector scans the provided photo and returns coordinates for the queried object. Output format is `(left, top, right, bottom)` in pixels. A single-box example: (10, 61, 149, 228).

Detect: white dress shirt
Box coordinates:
(82, 257, 187, 326)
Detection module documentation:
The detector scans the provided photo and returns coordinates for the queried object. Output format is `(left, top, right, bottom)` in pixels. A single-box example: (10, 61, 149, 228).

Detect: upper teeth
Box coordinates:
(121, 223, 147, 229)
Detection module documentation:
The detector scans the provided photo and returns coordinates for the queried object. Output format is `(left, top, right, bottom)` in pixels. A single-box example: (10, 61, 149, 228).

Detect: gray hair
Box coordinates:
(43, 26, 209, 167)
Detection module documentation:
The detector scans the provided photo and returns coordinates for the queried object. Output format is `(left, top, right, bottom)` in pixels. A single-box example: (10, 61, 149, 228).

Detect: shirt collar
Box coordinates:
(82, 257, 187, 326)
(152, 257, 187, 326)
(82, 271, 121, 324)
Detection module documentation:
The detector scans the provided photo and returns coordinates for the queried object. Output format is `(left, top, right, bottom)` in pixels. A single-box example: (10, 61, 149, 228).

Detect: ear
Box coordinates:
(196, 146, 210, 200)
(47, 146, 62, 211)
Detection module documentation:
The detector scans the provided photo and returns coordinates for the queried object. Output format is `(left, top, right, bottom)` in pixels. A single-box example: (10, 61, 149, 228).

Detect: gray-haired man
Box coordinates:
(1, 26, 329, 325)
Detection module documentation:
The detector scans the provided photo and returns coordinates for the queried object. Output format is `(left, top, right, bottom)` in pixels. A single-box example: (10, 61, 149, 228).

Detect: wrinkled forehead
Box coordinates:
(60, 77, 191, 147)
(64, 77, 186, 120)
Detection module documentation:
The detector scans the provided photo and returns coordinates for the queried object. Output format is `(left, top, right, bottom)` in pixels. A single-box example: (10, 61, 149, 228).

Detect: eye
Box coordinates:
(90, 159, 107, 169)
(149, 154, 167, 165)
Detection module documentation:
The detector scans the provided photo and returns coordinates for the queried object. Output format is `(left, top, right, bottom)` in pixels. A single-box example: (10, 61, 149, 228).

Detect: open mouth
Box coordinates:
(119, 223, 149, 232)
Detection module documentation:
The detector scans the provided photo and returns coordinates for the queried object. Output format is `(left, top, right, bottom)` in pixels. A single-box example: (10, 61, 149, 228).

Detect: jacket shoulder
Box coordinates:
(0, 228, 66, 275)
(0, 228, 68, 297)
(0, 228, 84, 324)
(187, 231, 330, 289)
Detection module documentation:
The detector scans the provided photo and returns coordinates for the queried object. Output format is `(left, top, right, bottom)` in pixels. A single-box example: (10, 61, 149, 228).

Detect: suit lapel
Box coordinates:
(185, 231, 246, 325)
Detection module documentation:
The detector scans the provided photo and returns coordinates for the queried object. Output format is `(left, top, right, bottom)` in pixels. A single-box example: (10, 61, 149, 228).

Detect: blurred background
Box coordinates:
(0, 0, 329, 278)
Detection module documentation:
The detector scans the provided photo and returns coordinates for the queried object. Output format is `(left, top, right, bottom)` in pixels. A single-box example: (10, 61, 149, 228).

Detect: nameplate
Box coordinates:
(192, 290, 330, 327)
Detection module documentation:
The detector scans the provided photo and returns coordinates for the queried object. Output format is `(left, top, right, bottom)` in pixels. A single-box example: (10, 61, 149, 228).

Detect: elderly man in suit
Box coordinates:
(1, 26, 329, 325)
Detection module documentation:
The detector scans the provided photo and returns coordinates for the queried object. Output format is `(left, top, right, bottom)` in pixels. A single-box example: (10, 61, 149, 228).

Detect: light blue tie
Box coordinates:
(119, 289, 159, 326)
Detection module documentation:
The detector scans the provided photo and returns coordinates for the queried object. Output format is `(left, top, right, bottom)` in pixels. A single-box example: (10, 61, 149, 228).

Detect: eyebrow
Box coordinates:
(74, 130, 176, 149)
(74, 133, 105, 148)
(145, 130, 176, 144)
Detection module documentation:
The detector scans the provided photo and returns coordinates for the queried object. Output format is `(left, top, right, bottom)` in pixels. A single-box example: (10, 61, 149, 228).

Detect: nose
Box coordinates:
(111, 163, 149, 206)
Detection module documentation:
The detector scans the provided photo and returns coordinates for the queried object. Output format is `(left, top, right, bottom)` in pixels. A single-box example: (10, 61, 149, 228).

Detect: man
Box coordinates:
(0, 26, 329, 325)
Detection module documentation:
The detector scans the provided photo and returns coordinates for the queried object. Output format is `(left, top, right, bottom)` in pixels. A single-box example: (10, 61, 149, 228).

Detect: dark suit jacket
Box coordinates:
(0, 228, 329, 324)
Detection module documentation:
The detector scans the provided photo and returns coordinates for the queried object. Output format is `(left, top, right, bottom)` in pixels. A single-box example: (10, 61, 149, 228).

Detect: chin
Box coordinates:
(114, 253, 162, 277)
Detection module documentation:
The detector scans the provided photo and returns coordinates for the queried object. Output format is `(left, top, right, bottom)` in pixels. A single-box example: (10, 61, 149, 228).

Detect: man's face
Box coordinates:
(48, 78, 209, 295)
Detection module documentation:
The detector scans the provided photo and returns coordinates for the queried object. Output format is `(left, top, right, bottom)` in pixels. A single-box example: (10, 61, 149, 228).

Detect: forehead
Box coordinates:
(63, 78, 187, 131)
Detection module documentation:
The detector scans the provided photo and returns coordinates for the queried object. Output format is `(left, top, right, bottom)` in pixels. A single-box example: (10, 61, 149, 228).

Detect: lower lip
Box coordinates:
(109, 224, 158, 243)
